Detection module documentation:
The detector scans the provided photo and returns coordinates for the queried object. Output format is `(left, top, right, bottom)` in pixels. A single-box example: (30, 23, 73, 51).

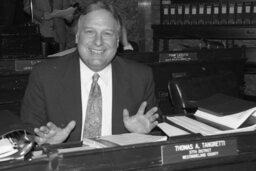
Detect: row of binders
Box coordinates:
(161, 0, 256, 25)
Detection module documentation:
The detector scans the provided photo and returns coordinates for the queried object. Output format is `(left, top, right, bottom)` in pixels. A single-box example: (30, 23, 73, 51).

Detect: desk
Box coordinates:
(1, 132, 256, 170)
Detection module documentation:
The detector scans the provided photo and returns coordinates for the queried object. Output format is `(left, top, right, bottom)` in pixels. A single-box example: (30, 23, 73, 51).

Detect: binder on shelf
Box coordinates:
(176, 4, 184, 25)
(161, 0, 171, 24)
(220, 2, 228, 24)
(183, 4, 191, 25)
(169, 4, 177, 25)
(252, 2, 256, 24)
(205, 3, 213, 25)
(212, 2, 220, 25)
(198, 3, 205, 25)
(235, 2, 243, 25)
(190, 3, 198, 25)
(228, 2, 235, 24)
(243, 1, 252, 25)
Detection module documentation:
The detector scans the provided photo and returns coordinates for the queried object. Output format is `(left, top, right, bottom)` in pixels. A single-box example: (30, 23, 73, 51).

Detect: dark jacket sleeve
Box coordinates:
(20, 65, 48, 129)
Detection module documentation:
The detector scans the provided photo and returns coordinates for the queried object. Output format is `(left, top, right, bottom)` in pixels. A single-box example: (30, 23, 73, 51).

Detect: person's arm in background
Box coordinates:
(121, 26, 134, 51)
(53, 0, 68, 51)
(51, 1, 77, 51)
(23, 0, 45, 23)
(23, 0, 76, 22)
(118, 25, 139, 53)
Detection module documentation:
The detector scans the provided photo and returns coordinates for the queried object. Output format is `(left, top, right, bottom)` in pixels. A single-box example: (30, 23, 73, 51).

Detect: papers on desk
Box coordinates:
(157, 122, 190, 137)
(158, 94, 256, 137)
(0, 138, 18, 161)
(100, 133, 167, 146)
(83, 133, 168, 149)
(164, 116, 256, 136)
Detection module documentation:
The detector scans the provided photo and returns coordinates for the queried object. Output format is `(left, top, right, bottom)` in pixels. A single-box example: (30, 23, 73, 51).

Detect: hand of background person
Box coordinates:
(123, 101, 159, 134)
(34, 121, 76, 145)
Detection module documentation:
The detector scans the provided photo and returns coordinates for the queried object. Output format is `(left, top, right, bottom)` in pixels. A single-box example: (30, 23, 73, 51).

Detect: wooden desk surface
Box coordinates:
(1, 131, 256, 171)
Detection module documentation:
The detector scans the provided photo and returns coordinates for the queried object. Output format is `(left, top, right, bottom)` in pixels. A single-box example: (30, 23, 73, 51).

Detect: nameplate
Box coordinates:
(159, 52, 198, 62)
(0, 59, 45, 72)
(14, 59, 44, 71)
(161, 138, 237, 164)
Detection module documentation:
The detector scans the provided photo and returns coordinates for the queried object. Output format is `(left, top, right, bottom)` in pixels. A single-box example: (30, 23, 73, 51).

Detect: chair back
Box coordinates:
(168, 72, 241, 114)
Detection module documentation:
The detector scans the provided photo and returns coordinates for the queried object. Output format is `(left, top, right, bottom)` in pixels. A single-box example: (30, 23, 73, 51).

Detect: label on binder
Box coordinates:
(162, 138, 237, 164)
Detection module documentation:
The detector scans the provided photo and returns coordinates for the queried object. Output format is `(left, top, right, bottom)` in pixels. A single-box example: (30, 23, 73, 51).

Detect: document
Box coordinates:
(83, 133, 168, 149)
(194, 94, 256, 130)
(0, 138, 18, 161)
(165, 115, 256, 136)
(194, 107, 256, 130)
(157, 122, 190, 137)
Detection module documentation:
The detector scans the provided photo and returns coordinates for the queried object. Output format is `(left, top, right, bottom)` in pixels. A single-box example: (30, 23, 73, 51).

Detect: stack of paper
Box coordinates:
(0, 138, 18, 161)
(83, 133, 168, 148)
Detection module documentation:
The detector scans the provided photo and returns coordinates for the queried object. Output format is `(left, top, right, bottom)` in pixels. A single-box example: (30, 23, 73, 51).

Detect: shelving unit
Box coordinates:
(154, 0, 256, 52)
(152, 24, 256, 51)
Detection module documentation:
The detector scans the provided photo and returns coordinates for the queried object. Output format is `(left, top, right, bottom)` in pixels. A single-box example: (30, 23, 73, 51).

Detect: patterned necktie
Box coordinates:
(83, 73, 102, 138)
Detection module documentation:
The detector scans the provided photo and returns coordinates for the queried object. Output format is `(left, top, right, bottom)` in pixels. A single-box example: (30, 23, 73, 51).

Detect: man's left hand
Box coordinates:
(123, 101, 159, 134)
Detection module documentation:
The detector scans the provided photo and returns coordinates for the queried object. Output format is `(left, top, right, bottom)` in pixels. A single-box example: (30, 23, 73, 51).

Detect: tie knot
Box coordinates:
(92, 73, 100, 83)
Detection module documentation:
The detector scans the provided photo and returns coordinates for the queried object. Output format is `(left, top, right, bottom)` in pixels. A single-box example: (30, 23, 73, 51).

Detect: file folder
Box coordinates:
(161, 0, 171, 24)
(183, 4, 191, 25)
(176, 4, 184, 25)
(252, 2, 256, 24)
(243, 1, 252, 25)
(212, 2, 220, 25)
(235, 2, 243, 25)
(198, 3, 205, 25)
(191, 4, 198, 25)
(170, 4, 177, 25)
(220, 3, 228, 24)
(228, 2, 235, 24)
(205, 3, 213, 25)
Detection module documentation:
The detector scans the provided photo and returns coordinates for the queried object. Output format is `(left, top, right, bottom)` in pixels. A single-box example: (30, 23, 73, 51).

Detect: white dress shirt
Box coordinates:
(80, 59, 113, 140)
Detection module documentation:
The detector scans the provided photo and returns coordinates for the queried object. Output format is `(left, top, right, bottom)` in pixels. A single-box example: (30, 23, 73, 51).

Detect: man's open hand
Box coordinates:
(123, 101, 159, 134)
(34, 120, 76, 145)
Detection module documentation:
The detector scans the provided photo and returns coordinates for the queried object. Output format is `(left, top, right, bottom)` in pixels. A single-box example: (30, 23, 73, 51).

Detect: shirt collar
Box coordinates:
(80, 59, 111, 86)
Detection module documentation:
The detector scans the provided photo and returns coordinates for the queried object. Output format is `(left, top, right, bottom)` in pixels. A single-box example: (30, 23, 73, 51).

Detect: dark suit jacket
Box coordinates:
(20, 50, 157, 142)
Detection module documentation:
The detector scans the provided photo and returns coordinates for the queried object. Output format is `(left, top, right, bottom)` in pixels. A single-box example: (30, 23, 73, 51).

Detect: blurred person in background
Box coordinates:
(23, 0, 78, 52)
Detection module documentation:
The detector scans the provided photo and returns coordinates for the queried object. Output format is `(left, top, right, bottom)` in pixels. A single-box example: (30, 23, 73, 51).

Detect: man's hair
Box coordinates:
(77, 1, 122, 33)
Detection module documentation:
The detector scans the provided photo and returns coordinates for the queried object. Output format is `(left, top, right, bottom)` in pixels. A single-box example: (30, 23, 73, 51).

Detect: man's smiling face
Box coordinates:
(76, 9, 120, 72)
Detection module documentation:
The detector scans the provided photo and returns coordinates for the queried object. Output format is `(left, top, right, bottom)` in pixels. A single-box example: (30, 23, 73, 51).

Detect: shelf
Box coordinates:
(152, 24, 256, 51)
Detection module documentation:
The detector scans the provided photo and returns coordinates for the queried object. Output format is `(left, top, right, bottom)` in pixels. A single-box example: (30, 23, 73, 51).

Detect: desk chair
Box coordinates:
(168, 72, 241, 114)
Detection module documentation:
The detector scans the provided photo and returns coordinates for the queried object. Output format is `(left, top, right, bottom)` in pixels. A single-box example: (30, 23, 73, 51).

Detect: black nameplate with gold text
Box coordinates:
(161, 138, 237, 164)
(159, 52, 198, 62)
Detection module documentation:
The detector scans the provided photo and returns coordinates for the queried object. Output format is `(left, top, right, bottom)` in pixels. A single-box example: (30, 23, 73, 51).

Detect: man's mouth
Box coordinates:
(91, 49, 104, 55)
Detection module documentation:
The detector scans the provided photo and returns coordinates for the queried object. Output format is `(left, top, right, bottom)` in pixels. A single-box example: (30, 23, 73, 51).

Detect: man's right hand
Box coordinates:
(34, 121, 76, 145)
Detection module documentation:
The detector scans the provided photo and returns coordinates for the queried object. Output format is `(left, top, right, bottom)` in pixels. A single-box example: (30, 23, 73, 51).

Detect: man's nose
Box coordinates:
(94, 33, 103, 46)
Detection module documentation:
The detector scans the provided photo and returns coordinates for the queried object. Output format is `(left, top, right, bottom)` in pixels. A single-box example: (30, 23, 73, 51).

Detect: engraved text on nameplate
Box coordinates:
(161, 138, 237, 164)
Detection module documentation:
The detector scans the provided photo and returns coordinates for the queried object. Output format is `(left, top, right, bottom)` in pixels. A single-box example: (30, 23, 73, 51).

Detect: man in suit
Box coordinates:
(21, 1, 159, 145)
